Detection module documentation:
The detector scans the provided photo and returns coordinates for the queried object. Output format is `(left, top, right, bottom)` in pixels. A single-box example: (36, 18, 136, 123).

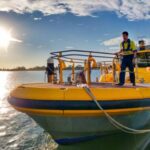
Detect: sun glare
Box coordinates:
(0, 27, 12, 51)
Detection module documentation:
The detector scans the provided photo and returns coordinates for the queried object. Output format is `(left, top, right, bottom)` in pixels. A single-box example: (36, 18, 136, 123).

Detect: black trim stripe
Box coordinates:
(8, 97, 150, 110)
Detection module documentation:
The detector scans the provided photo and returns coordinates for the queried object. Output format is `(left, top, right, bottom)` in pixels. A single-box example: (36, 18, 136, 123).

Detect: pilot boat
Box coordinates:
(8, 49, 150, 149)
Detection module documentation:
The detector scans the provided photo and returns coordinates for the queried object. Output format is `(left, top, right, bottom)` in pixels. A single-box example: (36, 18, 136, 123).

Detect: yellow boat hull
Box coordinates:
(9, 83, 150, 116)
(8, 83, 150, 144)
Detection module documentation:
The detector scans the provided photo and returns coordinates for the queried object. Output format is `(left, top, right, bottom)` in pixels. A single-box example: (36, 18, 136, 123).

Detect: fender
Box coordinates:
(58, 59, 66, 70)
(88, 56, 97, 68)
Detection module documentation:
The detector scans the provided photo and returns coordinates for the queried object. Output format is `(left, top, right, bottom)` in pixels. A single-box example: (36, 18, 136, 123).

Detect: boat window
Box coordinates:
(137, 52, 150, 67)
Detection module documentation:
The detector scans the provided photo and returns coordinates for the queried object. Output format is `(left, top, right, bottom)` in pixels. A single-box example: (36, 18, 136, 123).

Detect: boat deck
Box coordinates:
(21, 82, 150, 89)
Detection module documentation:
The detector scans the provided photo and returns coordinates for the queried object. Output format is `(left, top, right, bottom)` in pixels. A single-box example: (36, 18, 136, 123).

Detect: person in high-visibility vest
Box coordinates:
(116, 31, 137, 86)
(139, 40, 146, 51)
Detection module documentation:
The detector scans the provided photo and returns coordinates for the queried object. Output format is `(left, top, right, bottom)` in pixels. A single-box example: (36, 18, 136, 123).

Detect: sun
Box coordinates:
(0, 27, 12, 50)
(0, 26, 22, 52)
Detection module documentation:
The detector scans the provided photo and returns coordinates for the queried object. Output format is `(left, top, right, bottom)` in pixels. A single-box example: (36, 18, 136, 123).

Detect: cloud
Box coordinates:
(50, 40, 55, 43)
(34, 17, 42, 21)
(11, 37, 22, 43)
(77, 23, 84, 26)
(104, 33, 110, 36)
(65, 46, 74, 49)
(84, 40, 89, 42)
(0, 0, 150, 20)
(102, 36, 150, 49)
(141, 38, 150, 45)
(102, 36, 122, 46)
(108, 46, 120, 50)
(37, 45, 43, 49)
(49, 19, 54, 22)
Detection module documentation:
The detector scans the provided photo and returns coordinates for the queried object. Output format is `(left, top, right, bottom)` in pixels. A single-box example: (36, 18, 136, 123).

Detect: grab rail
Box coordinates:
(49, 49, 150, 84)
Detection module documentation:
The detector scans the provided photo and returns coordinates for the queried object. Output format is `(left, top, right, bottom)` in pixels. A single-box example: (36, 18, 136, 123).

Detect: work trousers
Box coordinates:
(119, 55, 135, 85)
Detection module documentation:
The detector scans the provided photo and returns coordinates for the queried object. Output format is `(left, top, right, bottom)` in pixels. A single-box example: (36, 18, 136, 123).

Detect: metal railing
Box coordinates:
(50, 49, 150, 84)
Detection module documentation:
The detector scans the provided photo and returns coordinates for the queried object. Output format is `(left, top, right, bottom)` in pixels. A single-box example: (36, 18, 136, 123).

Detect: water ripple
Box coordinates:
(0, 71, 58, 150)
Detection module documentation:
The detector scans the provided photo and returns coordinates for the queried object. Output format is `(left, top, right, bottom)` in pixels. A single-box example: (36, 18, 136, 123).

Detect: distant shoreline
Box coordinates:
(0, 65, 101, 71)
(0, 70, 45, 71)
(0, 66, 46, 71)
(0, 66, 86, 71)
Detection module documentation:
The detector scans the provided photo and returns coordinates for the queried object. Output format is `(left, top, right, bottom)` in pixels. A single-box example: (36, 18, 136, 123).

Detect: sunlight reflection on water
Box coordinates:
(0, 71, 9, 100)
(0, 71, 58, 150)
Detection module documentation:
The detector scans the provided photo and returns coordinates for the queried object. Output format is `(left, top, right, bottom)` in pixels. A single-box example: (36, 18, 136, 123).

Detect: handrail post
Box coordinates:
(58, 59, 63, 83)
(71, 60, 75, 82)
(87, 58, 91, 85)
(58, 52, 63, 83)
(135, 57, 138, 81)
(84, 60, 87, 82)
(112, 58, 116, 83)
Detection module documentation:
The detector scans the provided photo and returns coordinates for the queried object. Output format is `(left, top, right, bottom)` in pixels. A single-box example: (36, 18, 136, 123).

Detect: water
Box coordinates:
(0, 71, 60, 150)
(0, 70, 100, 150)
(1, 71, 150, 150)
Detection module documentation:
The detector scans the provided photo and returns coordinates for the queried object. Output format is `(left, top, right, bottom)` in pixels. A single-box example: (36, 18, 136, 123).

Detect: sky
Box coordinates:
(0, 0, 150, 68)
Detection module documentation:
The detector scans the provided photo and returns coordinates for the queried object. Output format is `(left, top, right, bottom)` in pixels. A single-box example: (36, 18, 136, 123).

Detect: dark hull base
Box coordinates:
(28, 110, 150, 146)
(57, 132, 150, 150)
